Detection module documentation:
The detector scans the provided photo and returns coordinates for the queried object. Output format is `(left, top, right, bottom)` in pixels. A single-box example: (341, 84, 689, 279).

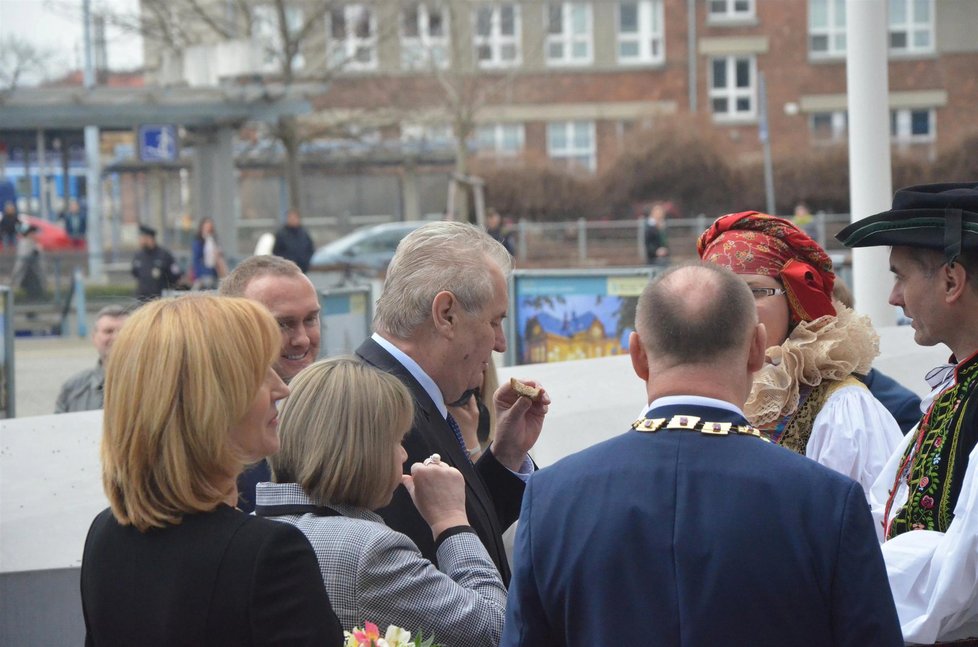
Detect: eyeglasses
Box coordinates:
(750, 287, 787, 299)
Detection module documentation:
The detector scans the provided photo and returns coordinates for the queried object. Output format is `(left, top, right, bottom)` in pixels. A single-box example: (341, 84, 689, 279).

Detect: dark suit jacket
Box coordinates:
(356, 337, 525, 583)
(501, 403, 903, 647)
(863, 367, 923, 434)
(81, 505, 344, 646)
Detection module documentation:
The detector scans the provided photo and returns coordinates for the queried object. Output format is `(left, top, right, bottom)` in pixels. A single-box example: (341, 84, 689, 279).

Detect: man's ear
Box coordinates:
(431, 290, 456, 336)
(629, 332, 650, 381)
(747, 322, 767, 373)
(944, 261, 969, 304)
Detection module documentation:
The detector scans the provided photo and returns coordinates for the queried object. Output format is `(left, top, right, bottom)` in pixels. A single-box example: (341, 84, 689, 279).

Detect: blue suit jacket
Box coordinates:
(501, 403, 903, 647)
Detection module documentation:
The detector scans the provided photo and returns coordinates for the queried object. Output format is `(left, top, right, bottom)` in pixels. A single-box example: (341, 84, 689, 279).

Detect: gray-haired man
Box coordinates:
(55, 305, 130, 413)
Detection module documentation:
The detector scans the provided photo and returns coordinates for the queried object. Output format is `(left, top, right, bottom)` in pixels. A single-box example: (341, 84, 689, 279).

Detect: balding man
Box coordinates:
(220, 255, 321, 511)
(501, 263, 901, 647)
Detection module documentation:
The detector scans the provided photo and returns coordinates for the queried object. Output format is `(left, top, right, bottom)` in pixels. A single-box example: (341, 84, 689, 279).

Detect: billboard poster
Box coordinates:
(319, 287, 372, 358)
(0, 286, 11, 418)
(510, 270, 656, 366)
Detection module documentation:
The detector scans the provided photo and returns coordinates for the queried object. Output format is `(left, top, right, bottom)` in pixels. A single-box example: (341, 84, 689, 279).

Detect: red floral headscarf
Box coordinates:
(697, 211, 836, 325)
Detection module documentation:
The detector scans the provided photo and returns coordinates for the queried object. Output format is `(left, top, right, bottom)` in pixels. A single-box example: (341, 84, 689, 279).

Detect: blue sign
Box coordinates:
(138, 125, 179, 163)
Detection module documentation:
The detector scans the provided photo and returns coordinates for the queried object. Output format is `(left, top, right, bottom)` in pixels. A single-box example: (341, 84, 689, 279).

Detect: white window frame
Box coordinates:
(617, 1, 664, 66)
(889, 0, 934, 56)
(809, 110, 848, 143)
(709, 55, 757, 121)
(473, 4, 522, 69)
(475, 123, 526, 156)
(547, 120, 596, 173)
(808, 0, 847, 59)
(891, 108, 935, 143)
(327, 4, 377, 71)
(254, 4, 305, 72)
(544, 3, 593, 67)
(401, 3, 450, 70)
(401, 123, 454, 146)
(707, 0, 755, 22)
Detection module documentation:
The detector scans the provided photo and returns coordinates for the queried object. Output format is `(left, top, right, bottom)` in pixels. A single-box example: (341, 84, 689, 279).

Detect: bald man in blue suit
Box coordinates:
(501, 264, 902, 647)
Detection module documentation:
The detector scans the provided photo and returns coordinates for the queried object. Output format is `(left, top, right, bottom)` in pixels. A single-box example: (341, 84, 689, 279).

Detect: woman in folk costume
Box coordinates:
(697, 211, 903, 492)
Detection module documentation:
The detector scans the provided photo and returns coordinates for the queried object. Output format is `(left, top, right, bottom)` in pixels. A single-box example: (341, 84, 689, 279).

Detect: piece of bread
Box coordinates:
(510, 377, 542, 401)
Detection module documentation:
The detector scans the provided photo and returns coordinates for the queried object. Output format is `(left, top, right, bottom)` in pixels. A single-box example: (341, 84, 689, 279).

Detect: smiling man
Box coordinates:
(838, 182, 978, 643)
(356, 221, 548, 583)
(220, 255, 321, 511)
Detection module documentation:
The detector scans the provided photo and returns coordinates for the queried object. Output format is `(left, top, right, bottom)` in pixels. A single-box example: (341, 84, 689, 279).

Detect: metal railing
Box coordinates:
(512, 212, 853, 268)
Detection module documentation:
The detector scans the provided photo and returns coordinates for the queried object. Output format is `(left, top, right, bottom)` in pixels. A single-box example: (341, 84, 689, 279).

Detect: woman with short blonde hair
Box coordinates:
(82, 294, 343, 647)
(259, 357, 507, 646)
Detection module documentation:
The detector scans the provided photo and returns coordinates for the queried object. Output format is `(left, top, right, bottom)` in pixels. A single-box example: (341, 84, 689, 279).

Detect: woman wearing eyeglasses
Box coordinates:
(697, 211, 903, 494)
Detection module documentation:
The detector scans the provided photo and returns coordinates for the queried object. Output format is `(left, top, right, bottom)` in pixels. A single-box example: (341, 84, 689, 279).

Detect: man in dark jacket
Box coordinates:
(272, 209, 315, 272)
(131, 225, 181, 301)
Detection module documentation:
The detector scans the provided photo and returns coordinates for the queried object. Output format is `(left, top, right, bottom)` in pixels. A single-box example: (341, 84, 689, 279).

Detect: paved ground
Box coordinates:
(11, 334, 95, 418)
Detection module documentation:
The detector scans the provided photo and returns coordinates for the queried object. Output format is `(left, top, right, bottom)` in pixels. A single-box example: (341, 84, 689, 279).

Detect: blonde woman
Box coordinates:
(257, 357, 506, 646)
(80, 295, 343, 646)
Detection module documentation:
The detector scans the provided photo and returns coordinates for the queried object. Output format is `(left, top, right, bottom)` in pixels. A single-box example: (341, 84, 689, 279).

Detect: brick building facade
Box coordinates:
(144, 0, 978, 175)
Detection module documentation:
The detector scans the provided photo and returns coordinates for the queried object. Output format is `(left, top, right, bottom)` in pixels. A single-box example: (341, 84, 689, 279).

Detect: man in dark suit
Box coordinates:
(501, 263, 902, 647)
(356, 220, 548, 584)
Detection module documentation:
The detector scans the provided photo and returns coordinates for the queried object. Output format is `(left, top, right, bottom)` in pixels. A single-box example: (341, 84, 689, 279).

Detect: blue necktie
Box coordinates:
(446, 413, 472, 464)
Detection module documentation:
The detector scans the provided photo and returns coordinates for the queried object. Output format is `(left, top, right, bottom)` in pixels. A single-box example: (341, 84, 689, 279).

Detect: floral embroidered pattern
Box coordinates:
(889, 355, 978, 537)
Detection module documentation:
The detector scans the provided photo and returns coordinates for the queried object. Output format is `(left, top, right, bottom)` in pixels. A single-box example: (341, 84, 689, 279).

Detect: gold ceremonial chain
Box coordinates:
(631, 415, 770, 442)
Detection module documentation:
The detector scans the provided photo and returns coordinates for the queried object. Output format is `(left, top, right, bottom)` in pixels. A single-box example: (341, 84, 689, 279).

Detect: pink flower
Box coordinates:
(935, 436, 944, 448)
(919, 476, 930, 489)
(353, 622, 381, 646)
(921, 495, 935, 510)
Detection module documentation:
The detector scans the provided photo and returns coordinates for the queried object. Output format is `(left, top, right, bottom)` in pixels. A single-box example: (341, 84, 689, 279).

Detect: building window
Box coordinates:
(889, 0, 933, 55)
(547, 121, 596, 172)
(402, 123, 454, 147)
(402, 3, 449, 70)
(476, 123, 525, 156)
(709, 56, 756, 120)
(327, 4, 377, 71)
(809, 110, 848, 142)
(474, 4, 521, 68)
(617, 1, 664, 65)
(707, 0, 754, 21)
(545, 3, 592, 66)
(809, 0, 846, 58)
(891, 108, 935, 143)
(254, 4, 305, 72)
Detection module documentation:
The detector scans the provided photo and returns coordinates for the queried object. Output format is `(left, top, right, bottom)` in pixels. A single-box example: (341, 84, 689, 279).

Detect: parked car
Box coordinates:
(18, 215, 85, 252)
(309, 220, 429, 273)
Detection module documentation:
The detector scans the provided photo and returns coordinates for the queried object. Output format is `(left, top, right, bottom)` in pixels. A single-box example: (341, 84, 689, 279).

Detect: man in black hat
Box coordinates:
(837, 182, 978, 644)
(131, 224, 182, 301)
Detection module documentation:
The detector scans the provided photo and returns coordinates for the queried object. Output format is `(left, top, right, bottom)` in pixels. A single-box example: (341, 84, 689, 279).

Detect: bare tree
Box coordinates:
(0, 36, 55, 90)
(87, 0, 400, 215)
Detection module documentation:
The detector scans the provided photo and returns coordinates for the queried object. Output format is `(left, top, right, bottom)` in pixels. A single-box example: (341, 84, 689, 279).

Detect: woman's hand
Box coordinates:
(402, 459, 469, 540)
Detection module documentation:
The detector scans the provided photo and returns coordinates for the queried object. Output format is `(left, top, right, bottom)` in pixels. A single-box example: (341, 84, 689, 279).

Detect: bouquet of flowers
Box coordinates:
(344, 622, 441, 647)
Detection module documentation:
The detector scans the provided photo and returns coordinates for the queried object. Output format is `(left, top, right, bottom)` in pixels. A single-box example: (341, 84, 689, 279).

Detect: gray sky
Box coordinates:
(0, 0, 144, 84)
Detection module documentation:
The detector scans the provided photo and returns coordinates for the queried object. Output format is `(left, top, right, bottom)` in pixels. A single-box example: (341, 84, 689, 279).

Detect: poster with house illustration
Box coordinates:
(513, 272, 654, 365)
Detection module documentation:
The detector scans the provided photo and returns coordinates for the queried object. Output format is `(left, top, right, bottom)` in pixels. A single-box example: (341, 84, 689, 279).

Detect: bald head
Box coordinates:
(636, 264, 757, 368)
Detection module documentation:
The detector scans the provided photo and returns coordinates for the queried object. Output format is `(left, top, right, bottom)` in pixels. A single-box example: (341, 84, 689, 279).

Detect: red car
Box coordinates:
(18, 215, 86, 251)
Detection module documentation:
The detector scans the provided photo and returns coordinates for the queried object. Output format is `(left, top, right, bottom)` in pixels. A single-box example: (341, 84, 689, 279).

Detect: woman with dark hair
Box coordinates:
(81, 294, 343, 646)
(191, 217, 226, 290)
(697, 211, 903, 493)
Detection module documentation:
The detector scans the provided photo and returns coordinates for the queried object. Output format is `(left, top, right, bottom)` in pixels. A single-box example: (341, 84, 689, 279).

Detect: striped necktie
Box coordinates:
(446, 412, 472, 464)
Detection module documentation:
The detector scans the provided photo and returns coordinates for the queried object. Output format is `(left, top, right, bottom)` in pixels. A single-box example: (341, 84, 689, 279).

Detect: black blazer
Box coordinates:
(357, 337, 526, 583)
(81, 505, 344, 646)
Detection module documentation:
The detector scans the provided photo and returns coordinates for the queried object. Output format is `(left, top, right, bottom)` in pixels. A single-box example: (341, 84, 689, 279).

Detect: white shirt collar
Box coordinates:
(372, 332, 448, 419)
(639, 395, 746, 419)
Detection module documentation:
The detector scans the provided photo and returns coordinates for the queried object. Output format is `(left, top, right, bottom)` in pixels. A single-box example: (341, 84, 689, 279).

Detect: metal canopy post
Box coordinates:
(192, 127, 240, 262)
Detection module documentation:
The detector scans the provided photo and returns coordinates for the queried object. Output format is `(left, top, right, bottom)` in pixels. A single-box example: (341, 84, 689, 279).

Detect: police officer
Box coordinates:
(131, 224, 182, 301)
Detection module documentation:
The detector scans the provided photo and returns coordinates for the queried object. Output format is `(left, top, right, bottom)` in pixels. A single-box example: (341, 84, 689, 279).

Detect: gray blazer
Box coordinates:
(255, 482, 506, 647)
